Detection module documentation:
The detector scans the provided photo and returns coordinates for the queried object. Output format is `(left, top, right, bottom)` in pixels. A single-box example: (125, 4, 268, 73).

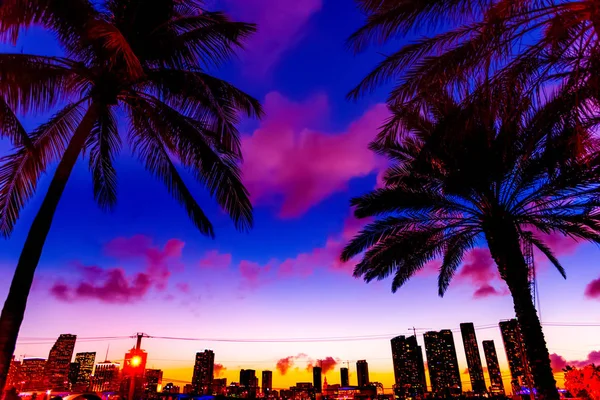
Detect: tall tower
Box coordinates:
(424, 330, 462, 396)
(340, 367, 349, 387)
(500, 319, 532, 395)
(45, 334, 77, 389)
(356, 360, 369, 387)
(482, 340, 505, 395)
(74, 352, 96, 389)
(390, 335, 427, 396)
(191, 350, 215, 395)
(262, 370, 273, 395)
(459, 323, 486, 394)
(313, 366, 322, 393)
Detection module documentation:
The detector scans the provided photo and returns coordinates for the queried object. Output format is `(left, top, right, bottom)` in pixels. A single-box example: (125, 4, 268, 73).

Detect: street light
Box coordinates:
(46, 389, 51, 400)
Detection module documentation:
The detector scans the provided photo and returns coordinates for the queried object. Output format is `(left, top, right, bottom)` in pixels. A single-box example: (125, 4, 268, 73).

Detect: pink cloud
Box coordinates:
(214, 363, 226, 377)
(242, 92, 387, 218)
(225, 0, 322, 75)
(584, 277, 600, 300)
(538, 232, 580, 256)
(307, 357, 339, 375)
(551, 351, 600, 370)
(276, 356, 295, 375)
(199, 250, 232, 269)
(473, 284, 502, 299)
(550, 353, 569, 372)
(50, 236, 184, 303)
(239, 260, 272, 290)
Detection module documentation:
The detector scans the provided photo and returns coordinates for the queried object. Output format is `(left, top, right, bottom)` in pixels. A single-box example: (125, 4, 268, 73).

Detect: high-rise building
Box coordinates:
(500, 319, 532, 395)
(74, 352, 96, 389)
(6, 357, 22, 390)
(356, 360, 369, 387)
(21, 358, 46, 391)
(145, 369, 163, 393)
(90, 361, 120, 392)
(460, 323, 486, 394)
(262, 371, 273, 395)
(45, 334, 77, 389)
(191, 350, 215, 395)
(390, 335, 427, 396)
(68, 362, 80, 388)
(482, 341, 505, 395)
(424, 330, 462, 396)
(313, 366, 322, 393)
(340, 367, 349, 387)
(240, 369, 256, 388)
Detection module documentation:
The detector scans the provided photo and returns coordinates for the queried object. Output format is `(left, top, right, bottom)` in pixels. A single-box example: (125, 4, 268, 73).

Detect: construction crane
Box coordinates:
(522, 236, 542, 321)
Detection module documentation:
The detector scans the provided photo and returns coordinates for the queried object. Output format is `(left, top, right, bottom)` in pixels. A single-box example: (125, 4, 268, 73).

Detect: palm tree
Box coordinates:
(348, 0, 600, 119)
(0, 0, 262, 393)
(341, 84, 600, 400)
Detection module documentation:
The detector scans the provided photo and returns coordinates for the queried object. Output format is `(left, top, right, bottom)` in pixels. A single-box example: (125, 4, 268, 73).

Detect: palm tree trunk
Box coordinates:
(0, 103, 98, 395)
(485, 220, 558, 400)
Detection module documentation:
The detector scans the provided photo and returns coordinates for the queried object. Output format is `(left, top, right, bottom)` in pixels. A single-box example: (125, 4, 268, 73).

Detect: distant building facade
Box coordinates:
(482, 340, 505, 395)
(424, 330, 462, 396)
(45, 334, 77, 389)
(262, 370, 273, 395)
(212, 378, 227, 395)
(21, 358, 46, 391)
(356, 360, 369, 388)
(313, 366, 322, 393)
(191, 350, 214, 395)
(340, 367, 349, 387)
(500, 319, 532, 395)
(90, 361, 120, 392)
(390, 335, 427, 396)
(74, 352, 96, 390)
(460, 323, 486, 394)
(6, 357, 22, 390)
(145, 369, 163, 394)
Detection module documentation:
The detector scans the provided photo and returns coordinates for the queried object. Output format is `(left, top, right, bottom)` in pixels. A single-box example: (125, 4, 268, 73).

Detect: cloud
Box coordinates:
(307, 357, 339, 375)
(214, 363, 227, 377)
(239, 260, 273, 290)
(456, 248, 506, 299)
(276, 354, 309, 375)
(550, 353, 568, 372)
(551, 351, 600, 370)
(224, 0, 322, 75)
(199, 250, 232, 269)
(276, 356, 295, 375)
(50, 236, 184, 303)
(584, 277, 600, 300)
(242, 92, 387, 218)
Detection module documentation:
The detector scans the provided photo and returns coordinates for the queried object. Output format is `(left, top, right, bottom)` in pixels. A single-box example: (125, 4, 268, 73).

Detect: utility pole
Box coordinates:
(128, 333, 146, 400)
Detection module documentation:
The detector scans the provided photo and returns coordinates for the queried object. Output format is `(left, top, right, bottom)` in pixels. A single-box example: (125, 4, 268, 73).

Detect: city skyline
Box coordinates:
(7, 319, 592, 394)
(1, 0, 600, 397)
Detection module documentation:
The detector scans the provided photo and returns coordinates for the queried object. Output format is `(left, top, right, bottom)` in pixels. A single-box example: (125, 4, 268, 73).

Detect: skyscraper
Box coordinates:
(390, 335, 427, 396)
(356, 360, 369, 387)
(68, 362, 80, 388)
(460, 323, 486, 394)
(424, 330, 462, 396)
(482, 340, 505, 395)
(262, 370, 273, 395)
(21, 358, 46, 391)
(145, 369, 163, 393)
(500, 319, 532, 395)
(74, 352, 96, 388)
(45, 334, 77, 389)
(240, 369, 256, 388)
(313, 366, 322, 393)
(91, 361, 120, 392)
(191, 350, 215, 395)
(340, 367, 349, 387)
(6, 357, 22, 390)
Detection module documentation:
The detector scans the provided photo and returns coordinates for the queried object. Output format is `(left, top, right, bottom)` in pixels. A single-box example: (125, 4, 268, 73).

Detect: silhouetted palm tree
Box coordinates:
(341, 84, 600, 400)
(348, 0, 600, 117)
(0, 0, 262, 393)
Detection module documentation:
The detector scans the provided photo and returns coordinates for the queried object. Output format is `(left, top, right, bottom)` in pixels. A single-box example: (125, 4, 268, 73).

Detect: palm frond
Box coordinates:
(522, 231, 567, 279)
(125, 99, 216, 238)
(87, 105, 120, 211)
(0, 101, 86, 237)
(0, 96, 30, 147)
